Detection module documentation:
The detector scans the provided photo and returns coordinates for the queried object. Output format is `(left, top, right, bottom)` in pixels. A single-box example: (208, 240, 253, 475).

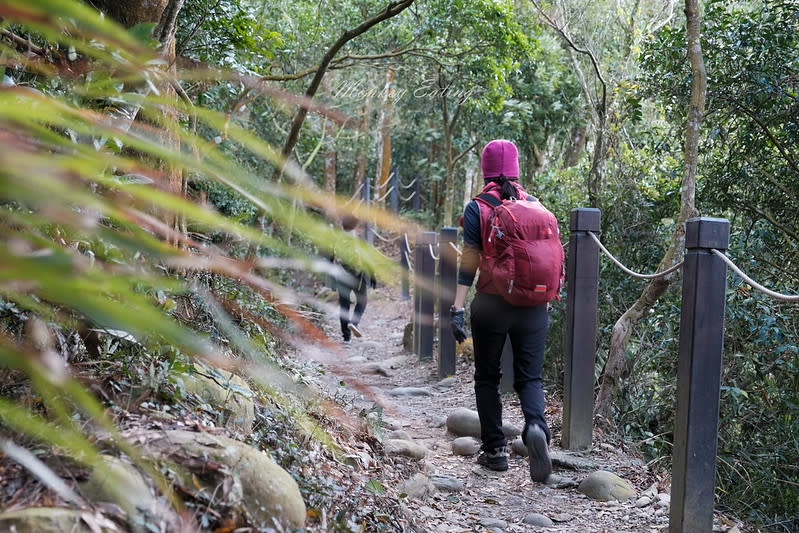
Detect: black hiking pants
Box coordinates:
(338, 272, 368, 339)
(470, 292, 550, 452)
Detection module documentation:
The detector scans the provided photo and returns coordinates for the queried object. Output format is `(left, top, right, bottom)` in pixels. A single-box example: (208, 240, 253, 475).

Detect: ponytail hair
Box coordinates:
(495, 175, 518, 200)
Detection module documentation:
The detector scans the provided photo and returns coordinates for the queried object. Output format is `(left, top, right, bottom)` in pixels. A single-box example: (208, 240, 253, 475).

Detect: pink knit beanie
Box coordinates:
(481, 139, 519, 178)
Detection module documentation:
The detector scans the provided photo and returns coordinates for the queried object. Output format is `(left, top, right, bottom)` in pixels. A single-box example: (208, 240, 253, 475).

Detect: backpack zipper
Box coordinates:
(508, 279, 514, 294)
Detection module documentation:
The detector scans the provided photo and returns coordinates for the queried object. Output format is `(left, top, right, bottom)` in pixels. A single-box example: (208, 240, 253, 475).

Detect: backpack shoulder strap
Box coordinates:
(474, 193, 502, 208)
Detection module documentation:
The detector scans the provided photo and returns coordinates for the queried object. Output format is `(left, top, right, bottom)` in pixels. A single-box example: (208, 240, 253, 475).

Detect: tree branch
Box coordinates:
(452, 141, 479, 167)
(748, 204, 799, 243)
(275, 0, 415, 180)
(529, 0, 607, 117)
(725, 97, 799, 175)
(0, 28, 44, 56)
(175, 0, 222, 57)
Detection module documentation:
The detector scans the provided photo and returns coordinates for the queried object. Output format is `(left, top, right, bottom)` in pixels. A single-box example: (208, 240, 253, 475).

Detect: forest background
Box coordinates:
(0, 0, 797, 531)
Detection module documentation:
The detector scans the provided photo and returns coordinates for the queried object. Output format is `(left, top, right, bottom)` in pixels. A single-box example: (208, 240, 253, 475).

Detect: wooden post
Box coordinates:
(670, 217, 729, 533)
(400, 234, 410, 301)
(412, 233, 424, 356)
(362, 175, 373, 245)
(562, 208, 601, 450)
(412, 176, 421, 212)
(389, 167, 399, 213)
(417, 231, 437, 361)
(438, 227, 458, 377)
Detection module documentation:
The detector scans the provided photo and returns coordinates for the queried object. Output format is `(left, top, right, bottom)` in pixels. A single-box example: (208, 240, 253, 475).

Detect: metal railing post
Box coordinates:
(670, 217, 729, 533)
(562, 208, 601, 450)
(438, 227, 458, 377)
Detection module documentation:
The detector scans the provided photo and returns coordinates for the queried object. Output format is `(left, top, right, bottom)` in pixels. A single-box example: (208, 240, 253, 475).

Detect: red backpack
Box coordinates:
(474, 192, 564, 306)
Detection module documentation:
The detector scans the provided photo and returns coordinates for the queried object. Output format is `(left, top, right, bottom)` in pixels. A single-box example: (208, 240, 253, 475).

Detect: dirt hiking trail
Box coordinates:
(300, 282, 745, 533)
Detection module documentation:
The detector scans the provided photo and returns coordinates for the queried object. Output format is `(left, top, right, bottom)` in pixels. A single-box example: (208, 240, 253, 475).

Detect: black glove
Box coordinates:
(450, 307, 467, 343)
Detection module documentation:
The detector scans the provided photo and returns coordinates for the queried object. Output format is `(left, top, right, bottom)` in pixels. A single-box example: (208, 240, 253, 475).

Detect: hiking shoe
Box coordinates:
(524, 424, 552, 482)
(476, 446, 509, 471)
(348, 323, 362, 338)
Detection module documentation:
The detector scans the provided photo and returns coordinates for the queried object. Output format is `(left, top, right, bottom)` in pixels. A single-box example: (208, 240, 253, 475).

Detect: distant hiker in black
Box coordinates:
(451, 139, 563, 482)
(334, 214, 372, 342)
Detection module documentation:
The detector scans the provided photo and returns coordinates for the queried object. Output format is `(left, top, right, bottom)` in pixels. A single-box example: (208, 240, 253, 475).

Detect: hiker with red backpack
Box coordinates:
(450, 139, 564, 482)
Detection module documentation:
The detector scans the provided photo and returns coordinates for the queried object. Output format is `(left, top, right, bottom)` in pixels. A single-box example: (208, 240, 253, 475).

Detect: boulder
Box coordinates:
(446, 407, 481, 437)
(477, 517, 508, 529)
(174, 367, 255, 432)
(501, 422, 521, 438)
(142, 430, 305, 529)
(0, 508, 98, 533)
(436, 376, 457, 388)
(430, 475, 463, 493)
(385, 429, 413, 441)
(384, 439, 427, 459)
(550, 450, 601, 470)
(397, 473, 435, 500)
(523, 513, 554, 527)
(388, 387, 433, 397)
(451, 436, 481, 456)
(577, 470, 636, 502)
(80, 456, 156, 528)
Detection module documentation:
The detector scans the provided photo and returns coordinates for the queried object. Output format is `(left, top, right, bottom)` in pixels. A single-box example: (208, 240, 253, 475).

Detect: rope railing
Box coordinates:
(403, 248, 414, 273)
(400, 177, 417, 189)
(401, 190, 417, 202)
(428, 243, 439, 261)
(449, 242, 462, 256)
(711, 249, 799, 302)
(401, 233, 414, 272)
(345, 183, 364, 204)
(378, 172, 394, 191)
(375, 185, 395, 203)
(369, 226, 399, 243)
(588, 231, 684, 280)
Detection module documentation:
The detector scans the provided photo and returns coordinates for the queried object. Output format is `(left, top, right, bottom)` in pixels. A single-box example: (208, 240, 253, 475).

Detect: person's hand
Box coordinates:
(450, 307, 467, 343)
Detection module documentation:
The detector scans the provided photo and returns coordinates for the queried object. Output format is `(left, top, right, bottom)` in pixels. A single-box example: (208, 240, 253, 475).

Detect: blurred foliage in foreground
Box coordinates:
(0, 0, 414, 528)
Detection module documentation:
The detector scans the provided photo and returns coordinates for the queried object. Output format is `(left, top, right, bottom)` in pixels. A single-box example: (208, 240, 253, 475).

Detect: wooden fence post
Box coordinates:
(438, 227, 458, 377)
(415, 231, 437, 360)
(389, 167, 399, 213)
(400, 234, 410, 301)
(415, 231, 438, 361)
(562, 208, 601, 450)
(670, 217, 729, 533)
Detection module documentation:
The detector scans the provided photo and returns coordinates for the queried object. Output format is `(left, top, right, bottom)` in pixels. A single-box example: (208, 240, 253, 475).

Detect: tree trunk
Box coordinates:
(322, 77, 337, 193)
(91, 0, 185, 239)
(563, 125, 587, 168)
(352, 100, 372, 198)
(594, 0, 705, 422)
(323, 118, 337, 193)
(374, 67, 395, 205)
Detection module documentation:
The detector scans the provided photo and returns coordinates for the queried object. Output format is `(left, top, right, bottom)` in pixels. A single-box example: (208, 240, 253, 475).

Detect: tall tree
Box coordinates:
(595, 0, 705, 420)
